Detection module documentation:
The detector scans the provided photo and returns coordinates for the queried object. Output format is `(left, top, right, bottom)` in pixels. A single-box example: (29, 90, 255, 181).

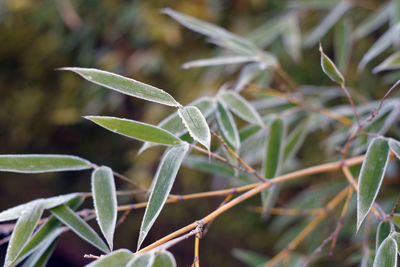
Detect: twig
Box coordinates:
(340, 83, 360, 126)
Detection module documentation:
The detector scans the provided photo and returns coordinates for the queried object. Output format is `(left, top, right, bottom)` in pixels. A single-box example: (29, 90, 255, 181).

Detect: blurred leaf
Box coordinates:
(283, 117, 310, 160)
(0, 193, 80, 222)
(219, 91, 263, 126)
(232, 248, 268, 266)
(138, 97, 215, 154)
(85, 116, 181, 146)
(353, 2, 391, 40)
(178, 106, 210, 150)
(21, 233, 59, 267)
(153, 251, 177, 267)
(127, 252, 155, 267)
(392, 213, 400, 227)
(216, 102, 240, 150)
(182, 56, 259, 69)
(288, 0, 341, 9)
(282, 13, 302, 63)
(91, 166, 117, 251)
(261, 118, 285, 216)
(137, 142, 189, 249)
(162, 8, 258, 55)
(376, 221, 391, 249)
(373, 51, 400, 73)
(248, 15, 284, 48)
(60, 68, 180, 107)
(373, 235, 397, 267)
(389, 139, 400, 160)
(392, 232, 400, 253)
(359, 23, 400, 70)
(334, 19, 352, 72)
(4, 201, 44, 267)
(85, 249, 134, 267)
(239, 124, 262, 142)
(361, 250, 374, 267)
(304, 1, 351, 47)
(319, 43, 345, 84)
(51, 204, 109, 253)
(357, 138, 390, 230)
(0, 154, 92, 173)
(234, 64, 263, 92)
(16, 197, 84, 265)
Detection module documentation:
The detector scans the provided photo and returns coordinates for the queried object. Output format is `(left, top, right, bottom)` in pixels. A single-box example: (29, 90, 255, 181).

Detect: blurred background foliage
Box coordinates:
(0, 0, 399, 266)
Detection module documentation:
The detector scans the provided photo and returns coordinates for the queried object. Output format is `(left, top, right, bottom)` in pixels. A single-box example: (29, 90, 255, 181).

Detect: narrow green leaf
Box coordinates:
(353, 2, 391, 40)
(359, 23, 400, 70)
(162, 8, 258, 55)
(282, 13, 301, 63)
(361, 250, 374, 267)
(392, 232, 400, 253)
(127, 252, 155, 267)
(283, 118, 310, 161)
(376, 221, 391, 249)
(182, 56, 259, 69)
(357, 138, 390, 230)
(137, 142, 189, 249)
(389, 139, 400, 160)
(216, 102, 240, 150)
(59, 68, 180, 107)
(92, 166, 117, 251)
(178, 106, 210, 150)
(153, 251, 177, 267)
(219, 91, 263, 126)
(4, 201, 44, 267)
(0, 193, 80, 222)
(51, 204, 109, 253)
(85, 116, 181, 146)
(234, 63, 263, 93)
(288, 0, 341, 9)
(85, 249, 134, 267)
(138, 96, 215, 154)
(373, 236, 397, 267)
(392, 213, 400, 228)
(261, 119, 285, 216)
(0, 154, 91, 173)
(21, 232, 60, 267)
(304, 1, 351, 47)
(334, 19, 352, 73)
(16, 197, 84, 265)
(319, 43, 345, 85)
(248, 15, 285, 48)
(373, 51, 400, 73)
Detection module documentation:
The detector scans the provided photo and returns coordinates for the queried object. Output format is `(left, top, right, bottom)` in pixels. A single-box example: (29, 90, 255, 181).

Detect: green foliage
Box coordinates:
(1, 2, 400, 266)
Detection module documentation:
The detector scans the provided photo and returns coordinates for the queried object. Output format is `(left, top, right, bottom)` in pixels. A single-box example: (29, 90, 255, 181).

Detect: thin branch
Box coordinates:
(340, 83, 360, 126)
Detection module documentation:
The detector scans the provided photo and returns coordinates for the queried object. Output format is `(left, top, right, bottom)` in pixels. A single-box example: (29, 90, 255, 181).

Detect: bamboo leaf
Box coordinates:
(4, 201, 44, 267)
(137, 142, 189, 249)
(373, 51, 400, 73)
(373, 235, 398, 267)
(392, 213, 400, 227)
(319, 43, 345, 85)
(127, 252, 155, 267)
(16, 197, 84, 265)
(232, 248, 269, 266)
(357, 138, 390, 230)
(85, 116, 181, 146)
(234, 63, 263, 93)
(248, 15, 285, 48)
(283, 118, 310, 160)
(353, 2, 391, 40)
(50, 204, 109, 253)
(162, 8, 258, 55)
(389, 139, 400, 160)
(216, 102, 240, 150)
(153, 251, 177, 267)
(304, 1, 351, 47)
(219, 91, 263, 126)
(182, 56, 259, 69)
(392, 232, 400, 253)
(0, 154, 92, 173)
(359, 23, 400, 71)
(178, 106, 210, 150)
(138, 97, 214, 154)
(282, 13, 302, 63)
(376, 221, 391, 249)
(59, 68, 180, 107)
(261, 118, 285, 216)
(0, 193, 80, 222)
(21, 232, 60, 267)
(91, 166, 117, 251)
(85, 249, 134, 267)
(334, 19, 352, 73)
